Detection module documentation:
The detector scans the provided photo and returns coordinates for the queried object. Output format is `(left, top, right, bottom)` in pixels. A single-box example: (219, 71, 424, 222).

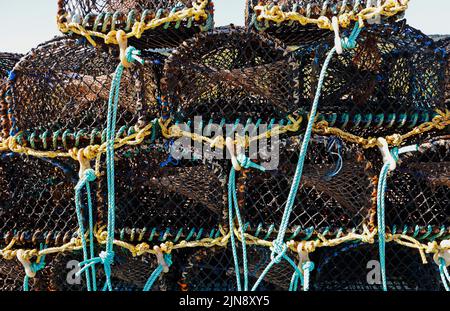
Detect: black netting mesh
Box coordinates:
(110, 145, 225, 234)
(238, 136, 377, 237)
(0, 53, 22, 79)
(162, 26, 297, 123)
(0, 153, 78, 250)
(183, 246, 292, 291)
(292, 21, 447, 119)
(0, 0, 448, 292)
(311, 243, 444, 291)
(6, 37, 161, 141)
(57, 0, 214, 49)
(385, 138, 449, 230)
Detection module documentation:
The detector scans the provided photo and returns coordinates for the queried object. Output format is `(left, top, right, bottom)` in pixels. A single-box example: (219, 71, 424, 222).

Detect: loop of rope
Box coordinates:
(74, 167, 97, 291)
(22, 248, 47, 292)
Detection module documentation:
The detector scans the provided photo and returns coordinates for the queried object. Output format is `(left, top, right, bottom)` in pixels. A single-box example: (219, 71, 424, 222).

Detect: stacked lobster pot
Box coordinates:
(0, 0, 449, 291)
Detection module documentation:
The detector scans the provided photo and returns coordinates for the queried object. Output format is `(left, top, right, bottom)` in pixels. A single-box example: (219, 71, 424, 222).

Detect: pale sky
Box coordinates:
(0, 0, 449, 53)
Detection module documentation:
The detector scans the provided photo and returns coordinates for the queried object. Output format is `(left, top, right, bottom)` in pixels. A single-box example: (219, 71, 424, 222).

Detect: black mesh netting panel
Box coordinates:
(162, 26, 298, 123)
(384, 138, 449, 230)
(183, 246, 296, 291)
(57, 0, 214, 49)
(310, 243, 444, 291)
(4, 37, 162, 141)
(0, 153, 78, 250)
(0, 53, 22, 79)
(246, 0, 406, 46)
(108, 145, 225, 235)
(236, 135, 377, 238)
(292, 21, 447, 118)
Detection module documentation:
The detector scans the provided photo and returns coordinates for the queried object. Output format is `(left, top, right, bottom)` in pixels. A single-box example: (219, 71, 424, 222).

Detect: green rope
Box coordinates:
(376, 144, 418, 291)
(142, 254, 172, 291)
(228, 155, 267, 290)
(74, 168, 96, 291)
(252, 23, 362, 291)
(77, 46, 144, 292)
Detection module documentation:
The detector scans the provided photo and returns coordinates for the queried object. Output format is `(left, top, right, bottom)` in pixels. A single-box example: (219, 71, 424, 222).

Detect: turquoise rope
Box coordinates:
(77, 47, 144, 292)
(376, 157, 390, 292)
(228, 155, 266, 290)
(438, 258, 450, 291)
(228, 168, 245, 291)
(376, 145, 418, 291)
(143, 254, 172, 291)
(74, 169, 96, 291)
(302, 261, 315, 291)
(252, 23, 362, 291)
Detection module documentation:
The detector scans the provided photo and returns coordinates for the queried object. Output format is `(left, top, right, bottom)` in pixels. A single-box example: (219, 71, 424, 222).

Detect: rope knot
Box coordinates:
(301, 261, 315, 272)
(84, 169, 96, 182)
(135, 243, 150, 256)
(99, 250, 115, 265)
(154, 246, 171, 273)
(236, 154, 266, 171)
(341, 37, 357, 50)
(271, 240, 287, 264)
(433, 240, 450, 267)
(77, 250, 115, 277)
(125, 46, 144, 65)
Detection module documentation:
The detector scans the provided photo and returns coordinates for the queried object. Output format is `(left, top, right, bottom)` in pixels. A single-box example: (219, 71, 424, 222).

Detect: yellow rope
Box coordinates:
(2, 225, 448, 268)
(253, 0, 409, 31)
(1, 109, 448, 161)
(0, 123, 153, 163)
(57, 0, 210, 47)
(159, 109, 449, 150)
(313, 109, 450, 149)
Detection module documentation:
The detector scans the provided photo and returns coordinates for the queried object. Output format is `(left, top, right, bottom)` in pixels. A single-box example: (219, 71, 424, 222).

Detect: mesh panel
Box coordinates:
(110, 145, 225, 234)
(0, 153, 78, 250)
(0, 52, 22, 78)
(183, 246, 293, 291)
(5, 37, 161, 141)
(311, 243, 444, 291)
(238, 136, 377, 237)
(162, 27, 297, 123)
(385, 138, 449, 230)
(293, 21, 447, 117)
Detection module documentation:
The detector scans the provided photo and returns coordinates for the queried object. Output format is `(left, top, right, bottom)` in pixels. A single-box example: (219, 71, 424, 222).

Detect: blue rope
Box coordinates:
(228, 168, 247, 291)
(74, 168, 97, 291)
(143, 254, 172, 291)
(228, 155, 267, 291)
(376, 156, 391, 292)
(252, 23, 362, 291)
(376, 145, 418, 291)
(77, 47, 144, 292)
(289, 261, 315, 291)
(438, 258, 450, 291)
